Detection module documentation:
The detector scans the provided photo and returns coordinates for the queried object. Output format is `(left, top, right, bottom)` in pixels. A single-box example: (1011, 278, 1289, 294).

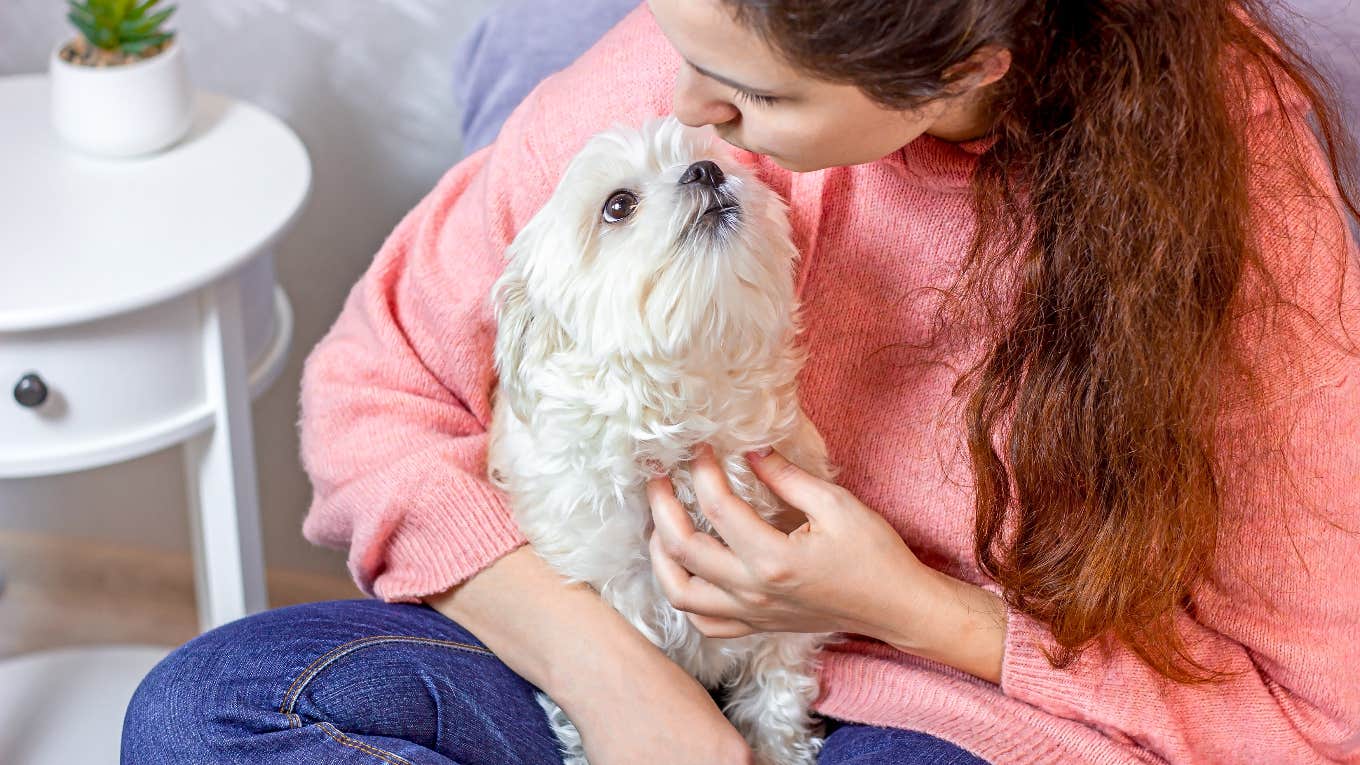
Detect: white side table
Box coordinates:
(0, 74, 312, 635)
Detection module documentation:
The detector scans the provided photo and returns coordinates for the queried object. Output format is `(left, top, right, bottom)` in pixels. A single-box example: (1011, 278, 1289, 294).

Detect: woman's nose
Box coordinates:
(672, 68, 739, 128)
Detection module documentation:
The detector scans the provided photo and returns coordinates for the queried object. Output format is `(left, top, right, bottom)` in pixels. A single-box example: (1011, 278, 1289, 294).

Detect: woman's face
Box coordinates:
(646, 0, 1006, 173)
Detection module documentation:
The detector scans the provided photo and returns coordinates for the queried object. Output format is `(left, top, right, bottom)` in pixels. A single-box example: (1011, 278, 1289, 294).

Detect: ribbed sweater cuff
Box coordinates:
(812, 650, 1131, 764)
(365, 460, 530, 605)
(979, 580, 1098, 723)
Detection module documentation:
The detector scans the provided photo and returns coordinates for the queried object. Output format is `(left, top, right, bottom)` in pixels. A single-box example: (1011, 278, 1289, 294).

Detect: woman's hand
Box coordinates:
(645, 442, 936, 642)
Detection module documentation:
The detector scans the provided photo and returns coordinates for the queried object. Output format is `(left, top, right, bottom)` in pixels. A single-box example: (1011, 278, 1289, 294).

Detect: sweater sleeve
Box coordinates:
(296, 4, 676, 604)
(295, 93, 547, 603)
(989, 76, 1360, 764)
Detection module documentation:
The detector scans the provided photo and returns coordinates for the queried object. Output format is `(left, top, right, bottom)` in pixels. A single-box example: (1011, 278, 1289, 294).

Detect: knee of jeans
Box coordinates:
(123, 599, 498, 758)
(120, 601, 377, 754)
(121, 637, 223, 760)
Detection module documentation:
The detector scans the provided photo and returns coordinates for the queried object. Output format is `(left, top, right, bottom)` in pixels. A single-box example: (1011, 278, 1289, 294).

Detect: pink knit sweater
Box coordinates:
(297, 6, 1360, 763)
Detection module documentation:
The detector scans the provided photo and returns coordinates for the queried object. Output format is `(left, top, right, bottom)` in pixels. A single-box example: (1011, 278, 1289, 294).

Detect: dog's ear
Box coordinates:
(490, 265, 571, 425)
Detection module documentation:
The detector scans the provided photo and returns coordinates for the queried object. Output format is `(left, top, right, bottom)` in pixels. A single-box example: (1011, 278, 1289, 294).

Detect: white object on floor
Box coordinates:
(0, 73, 311, 634)
(0, 645, 172, 764)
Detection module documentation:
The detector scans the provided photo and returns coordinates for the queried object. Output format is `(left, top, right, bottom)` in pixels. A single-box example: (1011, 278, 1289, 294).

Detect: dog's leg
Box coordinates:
(535, 690, 590, 765)
(719, 633, 828, 765)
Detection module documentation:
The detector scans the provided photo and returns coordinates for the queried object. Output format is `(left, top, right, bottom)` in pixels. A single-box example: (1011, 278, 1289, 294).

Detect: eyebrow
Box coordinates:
(686, 59, 782, 97)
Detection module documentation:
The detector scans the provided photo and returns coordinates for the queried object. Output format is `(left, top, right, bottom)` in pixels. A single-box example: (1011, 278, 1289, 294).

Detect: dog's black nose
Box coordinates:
(679, 160, 725, 188)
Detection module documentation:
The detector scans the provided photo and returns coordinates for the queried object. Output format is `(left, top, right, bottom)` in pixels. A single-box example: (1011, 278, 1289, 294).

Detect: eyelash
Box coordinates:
(732, 88, 777, 107)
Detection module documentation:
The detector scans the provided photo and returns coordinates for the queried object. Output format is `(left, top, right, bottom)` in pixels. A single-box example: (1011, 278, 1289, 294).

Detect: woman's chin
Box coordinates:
(719, 138, 823, 173)
(768, 154, 818, 173)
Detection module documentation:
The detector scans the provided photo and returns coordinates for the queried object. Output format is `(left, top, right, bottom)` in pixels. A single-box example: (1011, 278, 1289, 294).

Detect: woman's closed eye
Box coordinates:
(732, 88, 778, 107)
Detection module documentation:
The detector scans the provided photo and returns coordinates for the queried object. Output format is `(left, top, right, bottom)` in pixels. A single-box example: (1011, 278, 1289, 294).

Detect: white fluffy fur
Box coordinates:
(487, 115, 844, 765)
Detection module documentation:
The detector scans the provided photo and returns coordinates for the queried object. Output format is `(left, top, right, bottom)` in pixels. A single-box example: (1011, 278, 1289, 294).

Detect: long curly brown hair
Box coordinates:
(722, 0, 1360, 683)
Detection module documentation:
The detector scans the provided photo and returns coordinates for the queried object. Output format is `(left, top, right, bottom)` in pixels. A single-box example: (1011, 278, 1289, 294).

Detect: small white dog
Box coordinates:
(487, 115, 841, 765)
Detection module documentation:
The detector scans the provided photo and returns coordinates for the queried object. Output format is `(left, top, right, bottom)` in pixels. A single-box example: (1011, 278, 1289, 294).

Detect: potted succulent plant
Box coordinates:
(49, 0, 193, 158)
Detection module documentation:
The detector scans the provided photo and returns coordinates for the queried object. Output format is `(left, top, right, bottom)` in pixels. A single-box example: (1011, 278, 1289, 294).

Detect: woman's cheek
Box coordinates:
(753, 124, 804, 163)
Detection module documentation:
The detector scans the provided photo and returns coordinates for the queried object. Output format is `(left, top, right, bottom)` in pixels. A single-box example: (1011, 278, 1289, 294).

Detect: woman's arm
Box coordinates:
(420, 545, 712, 719)
(419, 544, 636, 709)
(297, 4, 679, 604)
(422, 543, 758, 765)
(299, 11, 757, 762)
(869, 569, 1007, 686)
(296, 93, 543, 602)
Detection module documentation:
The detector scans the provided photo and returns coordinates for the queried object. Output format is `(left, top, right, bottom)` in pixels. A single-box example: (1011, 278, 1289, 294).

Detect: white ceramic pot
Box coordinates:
(48, 37, 193, 159)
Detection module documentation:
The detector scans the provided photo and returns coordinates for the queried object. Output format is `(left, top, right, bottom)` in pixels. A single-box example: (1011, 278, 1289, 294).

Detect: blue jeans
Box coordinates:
(121, 598, 990, 763)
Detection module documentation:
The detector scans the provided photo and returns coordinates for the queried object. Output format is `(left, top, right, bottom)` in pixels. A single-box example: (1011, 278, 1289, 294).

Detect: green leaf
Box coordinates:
(66, 12, 102, 43)
(93, 24, 118, 49)
(111, 0, 135, 22)
(67, 2, 97, 27)
(125, 0, 159, 22)
(85, 3, 119, 31)
(119, 31, 170, 55)
(118, 6, 173, 37)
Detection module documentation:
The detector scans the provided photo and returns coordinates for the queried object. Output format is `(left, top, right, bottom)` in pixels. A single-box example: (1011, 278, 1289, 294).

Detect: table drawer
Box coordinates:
(0, 261, 281, 477)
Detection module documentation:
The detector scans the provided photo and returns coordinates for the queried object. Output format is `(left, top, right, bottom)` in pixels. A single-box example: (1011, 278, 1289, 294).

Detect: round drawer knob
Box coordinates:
(14, 372, 49, 408)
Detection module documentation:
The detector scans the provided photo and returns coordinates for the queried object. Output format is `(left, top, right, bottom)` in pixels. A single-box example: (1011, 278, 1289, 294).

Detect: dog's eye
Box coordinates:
(602, 190, 638, 223)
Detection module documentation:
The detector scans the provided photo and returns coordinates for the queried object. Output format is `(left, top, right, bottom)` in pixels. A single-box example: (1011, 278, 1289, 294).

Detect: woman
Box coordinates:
(121, 1, 1360, 764)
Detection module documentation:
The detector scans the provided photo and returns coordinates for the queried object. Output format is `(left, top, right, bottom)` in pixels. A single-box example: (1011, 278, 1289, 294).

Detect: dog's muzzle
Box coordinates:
(679, 160, 740, 224)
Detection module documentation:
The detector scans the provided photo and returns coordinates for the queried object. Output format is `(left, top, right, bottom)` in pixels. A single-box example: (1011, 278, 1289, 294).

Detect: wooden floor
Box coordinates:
(0, 529, 361, 659)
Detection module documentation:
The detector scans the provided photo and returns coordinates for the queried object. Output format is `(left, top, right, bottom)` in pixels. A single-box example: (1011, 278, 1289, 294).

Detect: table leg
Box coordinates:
(181, 273, 269, 633)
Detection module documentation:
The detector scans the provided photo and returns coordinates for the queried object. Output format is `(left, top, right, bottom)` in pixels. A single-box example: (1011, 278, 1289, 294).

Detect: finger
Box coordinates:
(647, 475, 698, 551)
(691, 443, 788, 560)
(745, 447, 840, 521)
(648, 476, 755, 589)
(685, 611, 757, 639)
(649, 530, 752, 624)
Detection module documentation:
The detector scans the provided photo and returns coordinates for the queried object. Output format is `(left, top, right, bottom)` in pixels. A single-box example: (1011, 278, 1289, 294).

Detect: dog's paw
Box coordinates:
(753, 731, 823, 765)
(535, 690, 590, 764)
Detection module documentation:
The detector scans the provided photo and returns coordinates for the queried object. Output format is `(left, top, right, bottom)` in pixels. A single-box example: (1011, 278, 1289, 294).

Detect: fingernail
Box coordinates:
(746, 446, 772, 461)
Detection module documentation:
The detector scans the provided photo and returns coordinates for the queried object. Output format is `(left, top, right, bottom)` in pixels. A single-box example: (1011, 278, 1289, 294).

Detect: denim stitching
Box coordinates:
(314, 720, 415, 765)
(279, 635, 496, 727)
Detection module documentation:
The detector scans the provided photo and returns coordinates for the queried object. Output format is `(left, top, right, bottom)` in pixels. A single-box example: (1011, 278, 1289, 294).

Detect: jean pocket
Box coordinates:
(279, 635, 497, 729)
